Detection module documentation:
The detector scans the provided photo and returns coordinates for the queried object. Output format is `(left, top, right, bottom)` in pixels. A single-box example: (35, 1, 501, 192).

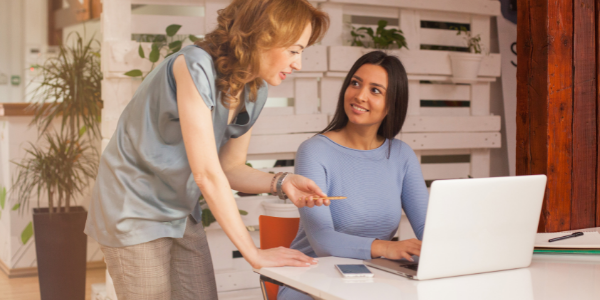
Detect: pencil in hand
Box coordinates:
(317, 196, 347, 200)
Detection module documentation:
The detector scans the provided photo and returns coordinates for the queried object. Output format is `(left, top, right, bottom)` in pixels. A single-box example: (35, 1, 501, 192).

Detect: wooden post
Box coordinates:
(572, 0, 597, 230)
(47, 0, 62, 45)
(517, 0, 574, 232)
(518, 0, 600, 232)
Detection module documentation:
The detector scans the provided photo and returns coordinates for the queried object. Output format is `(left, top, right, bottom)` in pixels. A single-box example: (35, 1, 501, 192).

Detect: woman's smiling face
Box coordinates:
(343, 64, 389, 128)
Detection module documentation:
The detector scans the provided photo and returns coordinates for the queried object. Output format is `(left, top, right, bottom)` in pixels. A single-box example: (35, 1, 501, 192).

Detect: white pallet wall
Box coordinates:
(100, 0, 503, 293)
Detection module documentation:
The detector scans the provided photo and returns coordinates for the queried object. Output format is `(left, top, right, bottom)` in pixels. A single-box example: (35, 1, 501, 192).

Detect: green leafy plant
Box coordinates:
(12, 133, 98, 214)
(351, 20, 408, 50)
(454, 26, 482, 54)
(125, 24, 200, 80)
(29, 32, 102, 139)
(13, 33, 102, 215)
(198, 194, 248, 228)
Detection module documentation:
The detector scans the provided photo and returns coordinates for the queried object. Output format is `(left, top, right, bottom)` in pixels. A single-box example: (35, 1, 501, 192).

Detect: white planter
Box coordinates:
(261, 198, 300, 218)
(448, 52, 484, 83)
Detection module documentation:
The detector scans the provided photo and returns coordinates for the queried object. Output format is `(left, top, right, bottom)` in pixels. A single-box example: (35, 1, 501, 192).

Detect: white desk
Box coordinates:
(255, 254, 600, 300)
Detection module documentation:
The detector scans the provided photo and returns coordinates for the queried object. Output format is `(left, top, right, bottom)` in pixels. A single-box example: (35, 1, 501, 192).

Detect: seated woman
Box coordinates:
(278, 51, 429, 299)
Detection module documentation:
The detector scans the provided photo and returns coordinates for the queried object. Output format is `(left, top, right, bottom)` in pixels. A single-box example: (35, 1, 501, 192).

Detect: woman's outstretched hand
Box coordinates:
(249, 247, 318, 269)
(282, 174, 330, 207)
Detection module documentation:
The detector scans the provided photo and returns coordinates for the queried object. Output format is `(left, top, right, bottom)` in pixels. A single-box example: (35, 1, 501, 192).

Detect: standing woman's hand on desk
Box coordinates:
(371, 239, 422, 261)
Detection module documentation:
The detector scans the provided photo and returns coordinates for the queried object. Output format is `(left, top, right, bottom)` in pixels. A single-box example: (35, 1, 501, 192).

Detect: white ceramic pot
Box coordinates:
(448, 52, 484, 82)
(261, 198, 300, 218)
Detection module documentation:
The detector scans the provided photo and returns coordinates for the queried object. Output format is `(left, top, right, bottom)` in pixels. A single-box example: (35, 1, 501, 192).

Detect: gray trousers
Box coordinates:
(101, 216, 218, 300)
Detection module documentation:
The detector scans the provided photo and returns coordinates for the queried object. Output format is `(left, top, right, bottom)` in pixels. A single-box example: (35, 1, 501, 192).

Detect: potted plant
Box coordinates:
(12, 32, 101, 300)
(350, 20, 409, 51)
(448, 26, 484, 82)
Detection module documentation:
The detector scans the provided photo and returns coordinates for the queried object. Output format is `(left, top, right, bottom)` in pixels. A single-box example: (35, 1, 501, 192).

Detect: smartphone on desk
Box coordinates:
(335, 264, 374, 278)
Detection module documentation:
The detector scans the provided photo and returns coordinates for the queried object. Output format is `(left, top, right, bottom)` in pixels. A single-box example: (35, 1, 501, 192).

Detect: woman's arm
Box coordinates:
(400, 146, 429, 240)
(218, 108, 328, 207)
(174, 55, 315, 268)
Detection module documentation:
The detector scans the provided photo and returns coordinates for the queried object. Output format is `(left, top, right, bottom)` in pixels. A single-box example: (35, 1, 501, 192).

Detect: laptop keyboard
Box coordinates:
(401, 263, 419, 271)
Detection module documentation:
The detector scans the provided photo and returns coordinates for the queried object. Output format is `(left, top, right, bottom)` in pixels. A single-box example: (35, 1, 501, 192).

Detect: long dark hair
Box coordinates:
(319, 51, 409, 155)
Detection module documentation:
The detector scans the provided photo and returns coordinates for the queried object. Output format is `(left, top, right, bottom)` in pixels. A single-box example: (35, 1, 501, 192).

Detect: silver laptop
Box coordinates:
(364, 175, 547, 280)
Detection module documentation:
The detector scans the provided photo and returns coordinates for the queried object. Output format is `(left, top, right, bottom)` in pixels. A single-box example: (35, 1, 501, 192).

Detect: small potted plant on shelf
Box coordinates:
(350, 20, 409, 51)
(448, 26, 484, 83)
(12, 32, 102, 300)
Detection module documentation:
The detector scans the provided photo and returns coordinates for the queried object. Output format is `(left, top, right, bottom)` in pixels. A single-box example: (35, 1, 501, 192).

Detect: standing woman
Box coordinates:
(85, 1, 330, 299)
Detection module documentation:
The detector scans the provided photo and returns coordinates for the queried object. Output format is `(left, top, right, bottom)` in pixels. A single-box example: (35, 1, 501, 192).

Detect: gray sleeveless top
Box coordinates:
(85, 45, 268, 247)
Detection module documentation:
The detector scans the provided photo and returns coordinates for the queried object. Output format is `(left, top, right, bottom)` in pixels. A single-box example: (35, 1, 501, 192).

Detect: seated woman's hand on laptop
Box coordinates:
(371, 239, 422, 261)
(282, 174, 331, 207)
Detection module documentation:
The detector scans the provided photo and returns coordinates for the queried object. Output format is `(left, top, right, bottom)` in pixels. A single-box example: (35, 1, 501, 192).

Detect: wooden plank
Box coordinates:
(342, 4, 399, 19)
(419, 149, 471, 156)
(260, 107, 294, 117)
(205, 0, 230, 33)
(420, 163, 470, 180)
(572, 0, 596, 229)
(402, 116, 501, 133)
(258, 166, 295, 174)
(407, 80, 420, 115)
(247, 153, 295, 161)
(399, 132, 501, 150)
(328, 0, 501, 16)
(318, 3, 344, 46)
(419, 83, 470, 101)
(294, 78, 320, 114)
(419, 10, 470, 24)
(48, 0, 62, 45)
(400, 9, 420, 52)
(597, 0, 600, 228)
(248, 133, 313, 155)
(470, 82, 490, 116)
(320, 77, 344, 115)
(252, 114, 328, 135)
(517, 0, 573, 232)
(470, 149, 491, 178)
(267, 79, 294, 98)
(418, 107, 470, 117)
(420, 28, 466, 48)
(328, 46, 501, 77)
(301, 46, 327, 72)
(470, 15, 491, 55)
(131, 0, 205, 5)
(545, 0, 573, 232)
(131, 15, 204, 35)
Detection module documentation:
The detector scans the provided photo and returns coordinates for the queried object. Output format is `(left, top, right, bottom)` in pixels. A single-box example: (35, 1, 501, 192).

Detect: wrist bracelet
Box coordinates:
(276, 172, 290, 200)
(270, 172, 282, 194)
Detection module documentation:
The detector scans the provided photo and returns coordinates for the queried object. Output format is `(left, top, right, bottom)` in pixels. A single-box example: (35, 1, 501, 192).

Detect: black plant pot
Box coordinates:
(33, 206, 87, 300)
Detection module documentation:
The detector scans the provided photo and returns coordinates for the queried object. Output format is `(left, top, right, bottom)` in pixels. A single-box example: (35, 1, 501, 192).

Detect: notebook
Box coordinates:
(534, 228, 600, 249)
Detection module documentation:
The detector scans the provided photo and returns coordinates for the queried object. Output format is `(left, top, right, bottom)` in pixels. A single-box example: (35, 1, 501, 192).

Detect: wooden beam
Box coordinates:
(47, 0, 62, 45)
(572, 0, 597, 230)
(517, 0, 573, 232)
(597, 0, 600, 228)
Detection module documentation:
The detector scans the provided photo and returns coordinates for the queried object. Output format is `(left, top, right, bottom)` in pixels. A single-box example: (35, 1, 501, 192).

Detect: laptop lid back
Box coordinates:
(417, 175, 547, 280)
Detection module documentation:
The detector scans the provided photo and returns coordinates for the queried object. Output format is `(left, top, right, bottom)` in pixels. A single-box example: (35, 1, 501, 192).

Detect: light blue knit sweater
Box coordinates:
(279, 134, 429, 300)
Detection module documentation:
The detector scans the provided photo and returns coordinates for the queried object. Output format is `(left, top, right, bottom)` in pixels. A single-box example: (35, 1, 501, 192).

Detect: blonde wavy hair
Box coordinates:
(196, 0, 329, 107)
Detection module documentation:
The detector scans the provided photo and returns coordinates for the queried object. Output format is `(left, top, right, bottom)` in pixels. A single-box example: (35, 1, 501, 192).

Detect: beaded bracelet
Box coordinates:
(276, 172, 290, 200)
(270, 172, 282, 194)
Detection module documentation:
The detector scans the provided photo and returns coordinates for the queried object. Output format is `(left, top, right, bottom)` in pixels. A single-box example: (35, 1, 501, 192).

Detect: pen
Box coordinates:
(548, 232, 584, 242)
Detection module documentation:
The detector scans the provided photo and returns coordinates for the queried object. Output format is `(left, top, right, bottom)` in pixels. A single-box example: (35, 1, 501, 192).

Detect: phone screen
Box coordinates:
(336, 264, 372, 274)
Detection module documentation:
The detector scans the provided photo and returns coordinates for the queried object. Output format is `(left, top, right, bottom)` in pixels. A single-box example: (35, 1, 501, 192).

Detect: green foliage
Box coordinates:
(21, 222, 33, 244)
(13, 32, 102, 215)
(12, 134, 99, 214)
(454, 26, 482, 54)
(125, 24, 200, 80)
(351, 20, 408, 50)
(0, 187, 5, 210)
(28, 32, 103, 139)
(198, 194, 248, 228)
